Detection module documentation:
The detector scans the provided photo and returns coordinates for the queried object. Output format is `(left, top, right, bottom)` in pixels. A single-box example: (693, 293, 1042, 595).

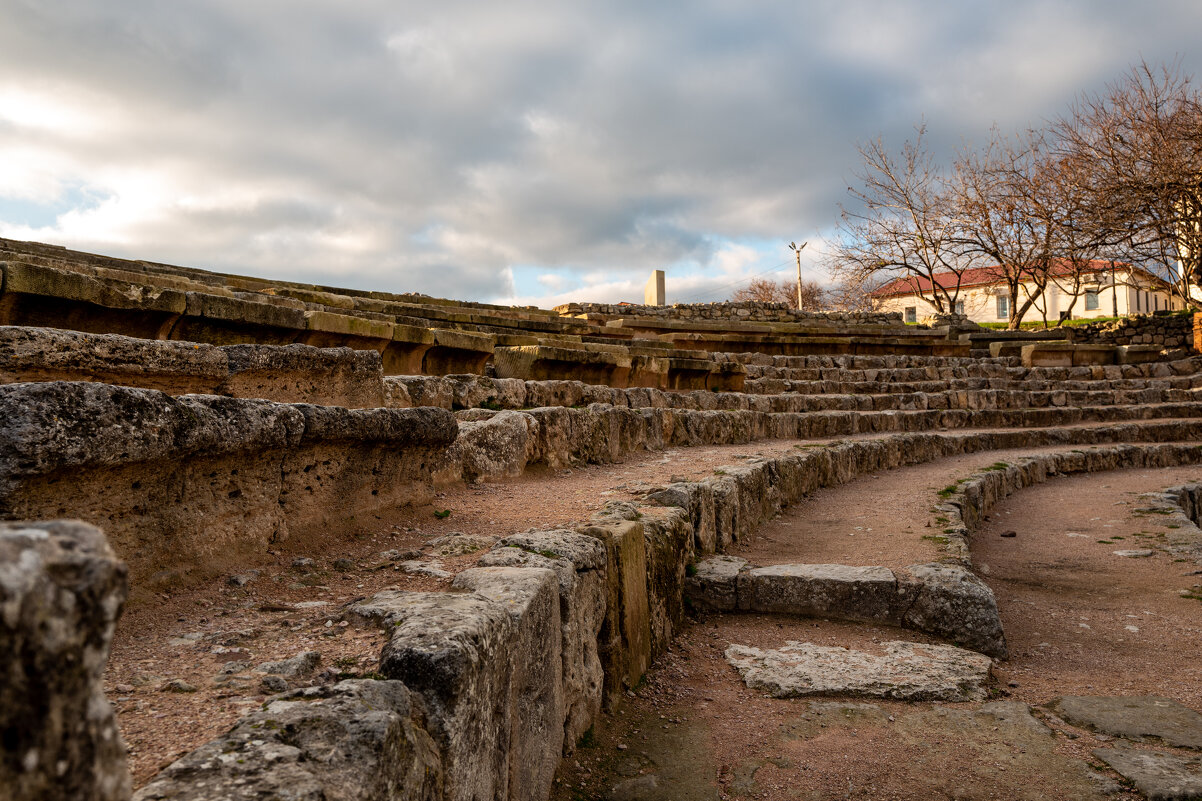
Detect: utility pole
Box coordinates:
(789, 241, 808, 309)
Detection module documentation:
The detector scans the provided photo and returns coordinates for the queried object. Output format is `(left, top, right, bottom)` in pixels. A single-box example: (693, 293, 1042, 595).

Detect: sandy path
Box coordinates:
(731, 446, 1079, 569)
(976, 465, 1202, 709)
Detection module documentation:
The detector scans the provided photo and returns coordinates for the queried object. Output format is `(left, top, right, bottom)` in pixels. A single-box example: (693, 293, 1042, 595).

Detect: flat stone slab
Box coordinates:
(1093, 745, 1202, 800)
(1052, 696, 1202, 749)
(1113, 549, 1155, 558)
(739, 563, 901, 622)
(725, 640, 992, 702)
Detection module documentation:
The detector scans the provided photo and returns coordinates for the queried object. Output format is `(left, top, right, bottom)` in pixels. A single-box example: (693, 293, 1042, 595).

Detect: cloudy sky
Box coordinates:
(1, 1, 1200, 308)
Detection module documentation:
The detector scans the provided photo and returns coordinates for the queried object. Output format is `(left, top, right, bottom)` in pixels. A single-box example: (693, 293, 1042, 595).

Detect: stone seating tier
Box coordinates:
(0, 239, 981, 380)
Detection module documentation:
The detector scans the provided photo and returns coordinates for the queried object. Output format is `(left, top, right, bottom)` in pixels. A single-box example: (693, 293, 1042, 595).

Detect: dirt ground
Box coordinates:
(731, 446, 1084, 569)
(551, 465, 1202, 801)
(106, 439, 816, 786)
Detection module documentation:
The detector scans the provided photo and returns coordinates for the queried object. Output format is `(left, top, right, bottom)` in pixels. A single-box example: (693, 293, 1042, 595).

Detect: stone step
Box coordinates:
(684, 557, 1006, 657)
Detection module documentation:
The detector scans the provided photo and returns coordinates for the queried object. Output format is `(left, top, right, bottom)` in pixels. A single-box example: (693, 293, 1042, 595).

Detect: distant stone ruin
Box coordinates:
(2, 237, 1202, 800)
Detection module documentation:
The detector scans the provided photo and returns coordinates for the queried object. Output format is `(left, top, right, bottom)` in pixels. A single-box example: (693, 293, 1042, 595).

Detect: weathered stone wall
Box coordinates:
(0, 382, 457, 590)
(554, 300, 901, 325)
(1064, 312, 1193, 349)
(1, 520, 130, 801)
(0, 326, 387, 407)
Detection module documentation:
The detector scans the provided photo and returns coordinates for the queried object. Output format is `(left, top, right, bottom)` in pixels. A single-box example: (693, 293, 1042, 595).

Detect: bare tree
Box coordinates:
(731, 277, 828, 310)
(826, 126, 974, 313)
(1054, 61, 1202, 306)
(950, 129, 1059, 329)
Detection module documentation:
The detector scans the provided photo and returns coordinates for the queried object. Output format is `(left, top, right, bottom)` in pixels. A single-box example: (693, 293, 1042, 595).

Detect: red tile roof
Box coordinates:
(868, 260, 1150, 298)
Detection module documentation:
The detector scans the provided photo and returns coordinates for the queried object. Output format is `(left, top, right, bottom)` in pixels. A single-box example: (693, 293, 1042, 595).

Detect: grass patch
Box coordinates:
(685, 562, 698, 577)
(433, 509, 452, 519)
(937, 485, 959, 498)
(922, 535, 950, 545)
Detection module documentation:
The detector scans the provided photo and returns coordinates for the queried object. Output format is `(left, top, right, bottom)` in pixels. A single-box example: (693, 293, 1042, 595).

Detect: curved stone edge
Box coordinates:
(434, 399, 1202, 485)
(939, 442, 1202, 566)
(679, 441, 1202, 659)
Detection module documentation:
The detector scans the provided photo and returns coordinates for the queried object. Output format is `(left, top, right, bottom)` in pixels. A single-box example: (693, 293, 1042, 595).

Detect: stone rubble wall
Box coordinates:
(131, 422, 1202, 800)
(554, 300, 901, 325)
(1063, 312, 1193, 349)
(1, 520, 130, 801)
(436, 399, 1202, 485)
(0, 381, 457, 591)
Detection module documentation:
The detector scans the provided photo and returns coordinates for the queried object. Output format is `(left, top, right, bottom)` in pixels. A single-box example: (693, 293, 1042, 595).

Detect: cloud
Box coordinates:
(1, 0, 1200, 306)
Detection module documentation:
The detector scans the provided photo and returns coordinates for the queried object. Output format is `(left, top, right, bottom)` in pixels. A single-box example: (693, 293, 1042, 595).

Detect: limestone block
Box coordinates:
(482, 530, 607, 751)
(0, 326, 224, 399)
(382, 324, 436, 375)
(299, 308, 393, 350)
(576, 519, 651, 706)
(423, 329, 494, 376)
(639, 506, 695, 656)
(220, 343, 386, 407)
(0, 382, 455, 586)
(444, 410, 538, 484)
(496, 344, 623, 385)
(175, 290, 306, 345)
(0, 261, 186, 339)
(135, 681, 443, 801)
(646, 481, 717, 555)
(0, 520, 130, 801)
(389, 375, 454, 409)
(524, 379, 585, 409)
(900, 563, 1008, 658)
(452, 567, 564, 801)
(447, 374, 525, 410)
(348, 590, 515, 801)
(683, 555, 748, 611)
(1021, 342, 1075, 368)
(739, 564, 903, 622)
(1116, 344, 1166, 365)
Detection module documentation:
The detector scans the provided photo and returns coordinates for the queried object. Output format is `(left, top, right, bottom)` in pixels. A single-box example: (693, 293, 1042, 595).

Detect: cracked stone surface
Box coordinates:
(1093, 745, 1202, 800)
(725, 639, 993, 702)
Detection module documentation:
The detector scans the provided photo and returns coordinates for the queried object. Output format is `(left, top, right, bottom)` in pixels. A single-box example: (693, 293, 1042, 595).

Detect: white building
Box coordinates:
(869, 261, 1184, 324)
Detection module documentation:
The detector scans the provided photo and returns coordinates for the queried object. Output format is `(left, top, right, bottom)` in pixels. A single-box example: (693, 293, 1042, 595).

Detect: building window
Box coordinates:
(1135, 290, 1141, 312)
(954, 300, 965, 315)
(1084, 290, 1100, 311)
(904, 306, 916, 323)
(996, 295, 1009, 320)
